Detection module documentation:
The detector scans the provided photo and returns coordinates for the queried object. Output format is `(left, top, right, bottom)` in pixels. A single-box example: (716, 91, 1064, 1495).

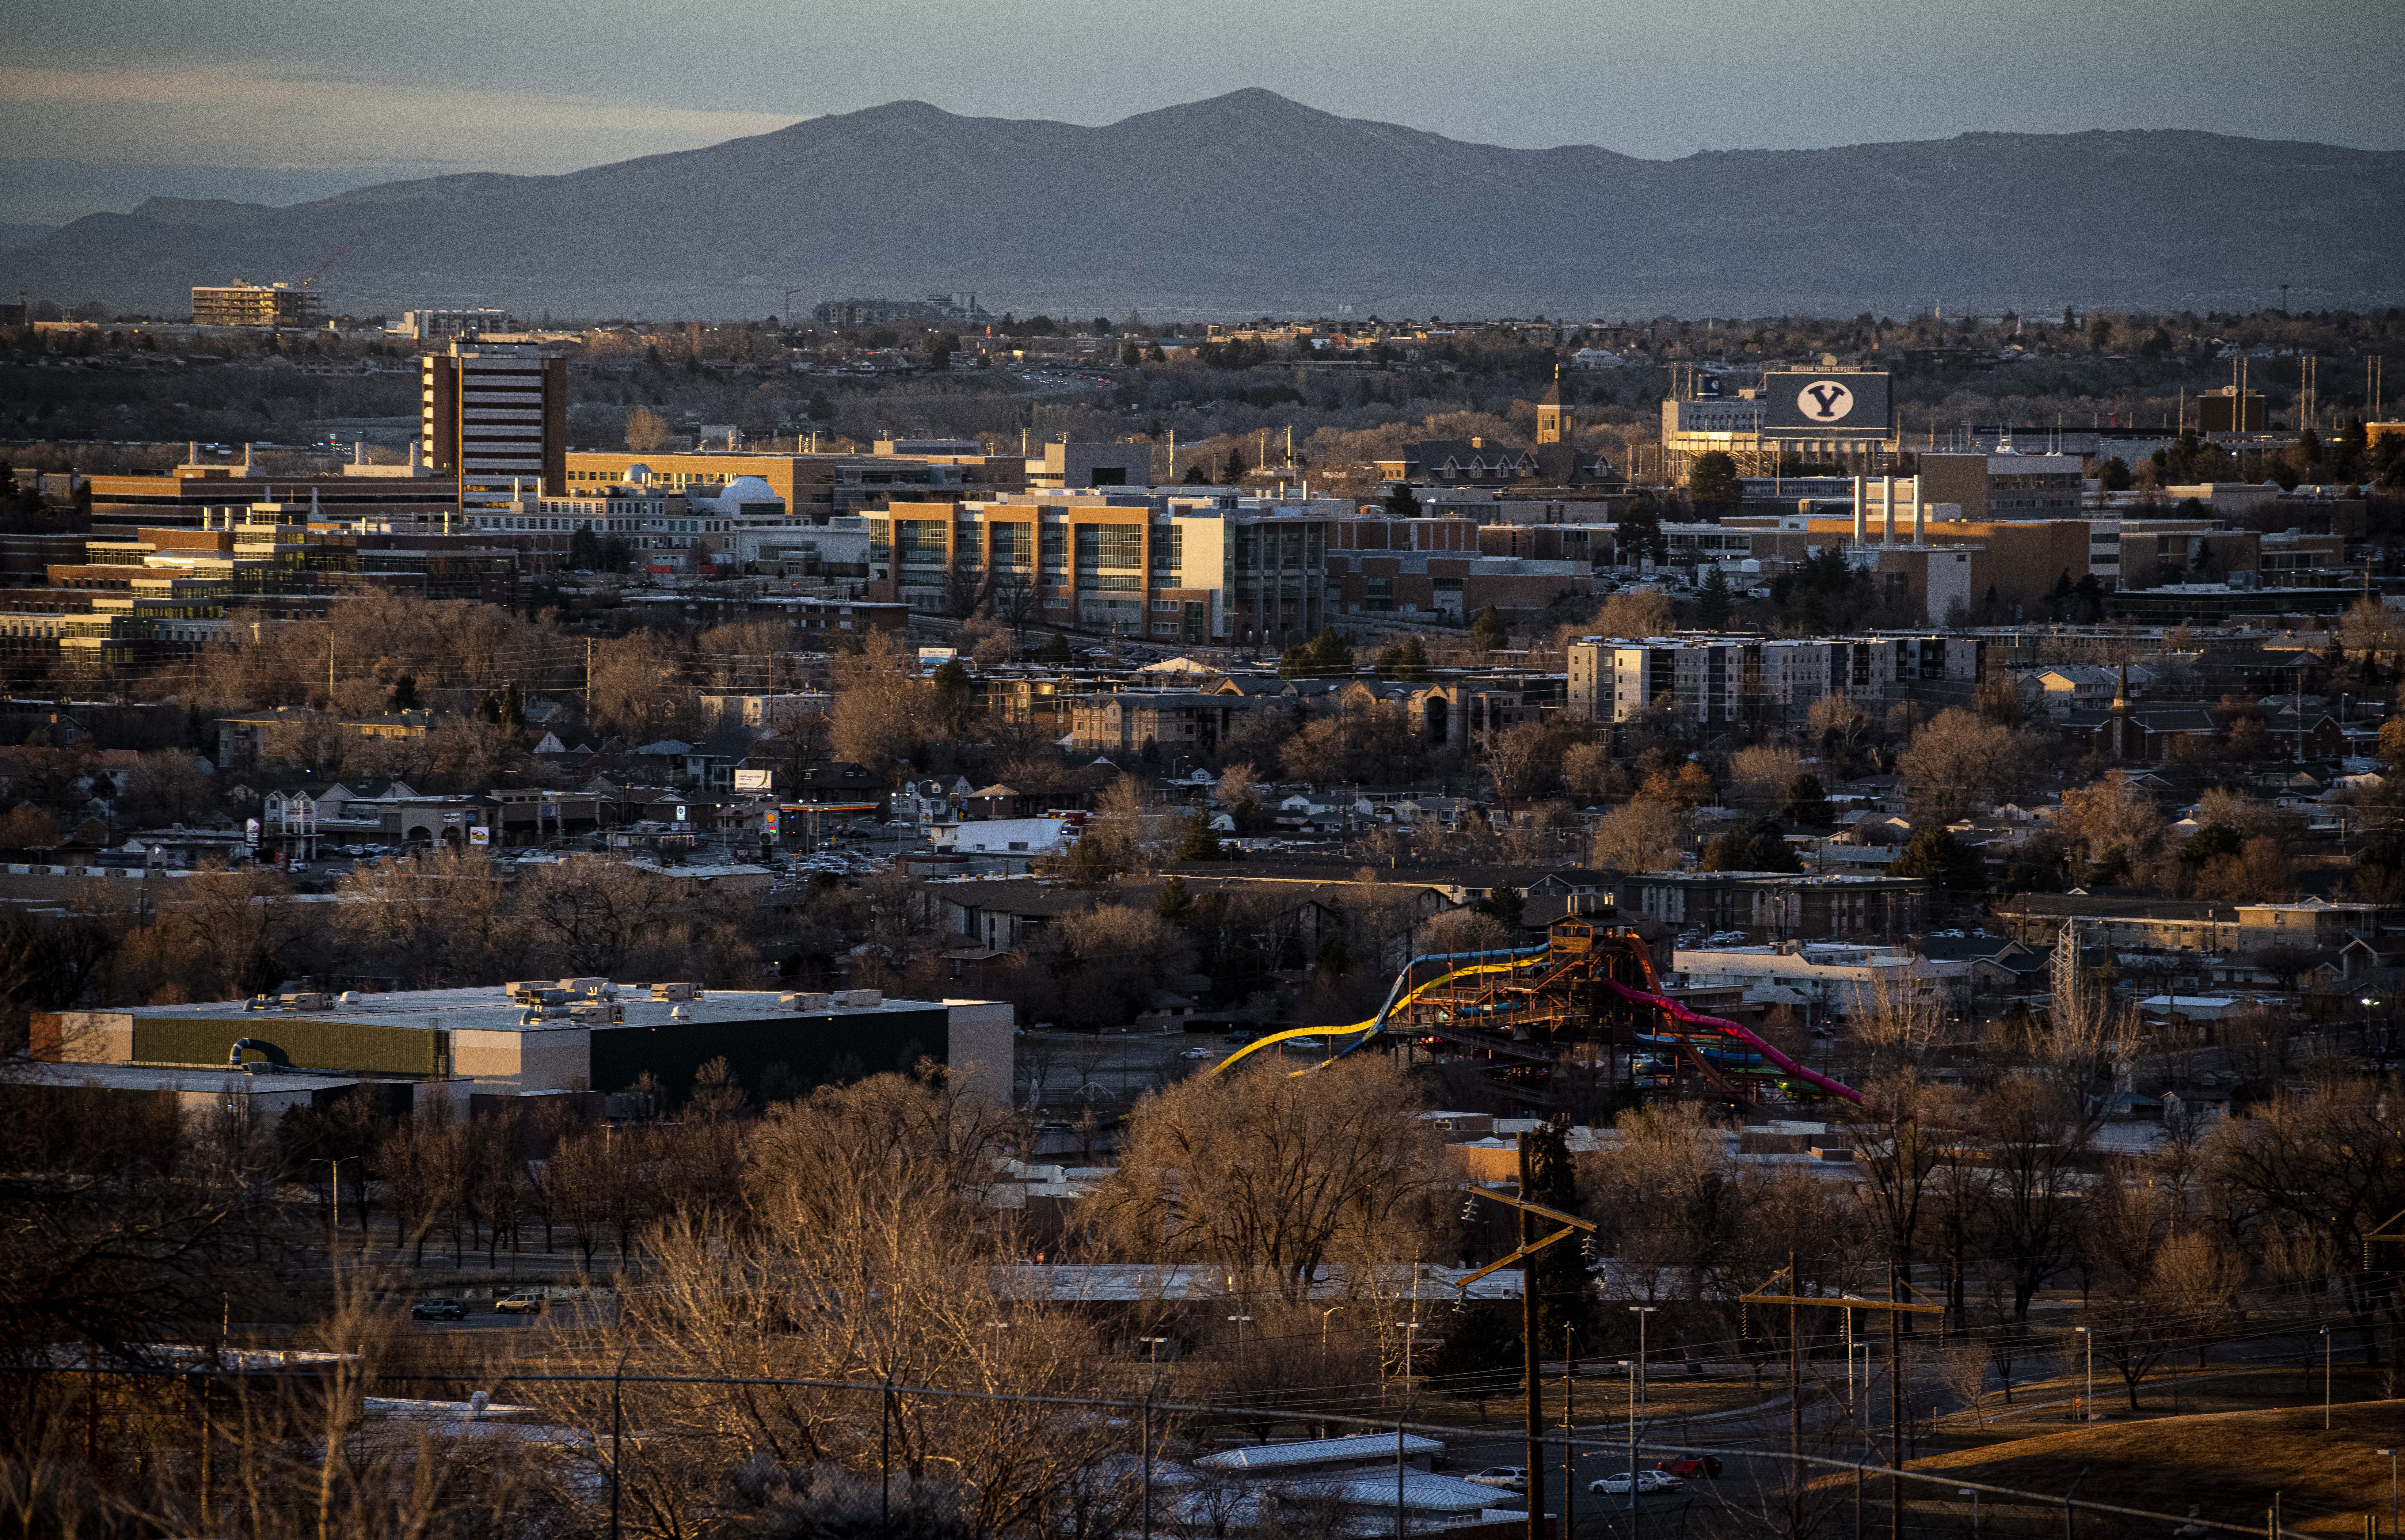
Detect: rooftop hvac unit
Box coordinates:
(651, 981, 701, 1002)
(781, 992, 831, 1012)
(569, 1002, 623, 1025)
(840, 989, 883, 1008)
(557, 976, 610, 998)
(280, 992, 332, 1010)
(506, 979, 557, 1003)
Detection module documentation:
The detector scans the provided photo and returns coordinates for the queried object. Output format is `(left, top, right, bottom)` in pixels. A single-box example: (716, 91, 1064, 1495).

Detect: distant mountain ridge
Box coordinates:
(7, 89, 2400, 318)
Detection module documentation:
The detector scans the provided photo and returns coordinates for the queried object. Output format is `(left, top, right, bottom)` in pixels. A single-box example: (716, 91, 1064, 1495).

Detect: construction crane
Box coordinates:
(299, 233, 361, 289)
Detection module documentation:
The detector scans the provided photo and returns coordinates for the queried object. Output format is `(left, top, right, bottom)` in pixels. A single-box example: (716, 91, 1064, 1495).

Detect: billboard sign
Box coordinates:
(733, 768, 773, 791)
(1761, 371, 1893, 436)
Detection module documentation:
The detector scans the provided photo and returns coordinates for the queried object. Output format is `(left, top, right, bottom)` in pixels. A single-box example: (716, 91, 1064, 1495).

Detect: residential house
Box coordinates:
(937, 880, 1098, 952)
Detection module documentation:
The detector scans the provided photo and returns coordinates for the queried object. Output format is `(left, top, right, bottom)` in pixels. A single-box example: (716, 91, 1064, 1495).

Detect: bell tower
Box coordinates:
(1536, 366, 1568, 447)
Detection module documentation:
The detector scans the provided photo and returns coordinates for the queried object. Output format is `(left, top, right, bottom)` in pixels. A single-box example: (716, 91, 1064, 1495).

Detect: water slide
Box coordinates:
(1208, 936, 1865, 1107)
(1597, 977, 1863, 1105)
(1208, 943, 1551, 1078)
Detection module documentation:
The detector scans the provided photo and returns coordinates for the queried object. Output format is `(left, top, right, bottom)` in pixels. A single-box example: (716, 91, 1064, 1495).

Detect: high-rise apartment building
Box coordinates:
(191, 281, 324, 328)
(421, 341, 565, 503)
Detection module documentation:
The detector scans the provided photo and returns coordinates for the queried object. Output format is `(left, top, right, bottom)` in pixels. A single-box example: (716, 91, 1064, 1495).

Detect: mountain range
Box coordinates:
(9, 89, 2402, 320)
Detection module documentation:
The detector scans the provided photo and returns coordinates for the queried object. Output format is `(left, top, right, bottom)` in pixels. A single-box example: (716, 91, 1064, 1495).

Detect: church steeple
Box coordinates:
(1536, 364, 1567, 447)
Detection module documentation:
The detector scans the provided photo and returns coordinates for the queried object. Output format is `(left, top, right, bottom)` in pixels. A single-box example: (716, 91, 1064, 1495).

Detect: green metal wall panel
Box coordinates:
(130, 1017, 443, 1077)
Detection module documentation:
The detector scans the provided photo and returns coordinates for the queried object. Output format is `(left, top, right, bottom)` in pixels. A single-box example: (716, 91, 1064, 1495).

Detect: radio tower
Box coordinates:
(2051, 919, 2082, 1027)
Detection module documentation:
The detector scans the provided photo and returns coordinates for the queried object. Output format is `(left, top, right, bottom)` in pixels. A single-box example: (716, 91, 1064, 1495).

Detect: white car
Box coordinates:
(1178, 1047, 1215, 1061)
(1466, 1468, 1528, 1492)
(1590, 1471, 1681, 1496)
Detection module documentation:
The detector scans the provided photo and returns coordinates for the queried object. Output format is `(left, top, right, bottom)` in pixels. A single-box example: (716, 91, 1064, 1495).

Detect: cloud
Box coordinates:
(0, 60, 802, 174)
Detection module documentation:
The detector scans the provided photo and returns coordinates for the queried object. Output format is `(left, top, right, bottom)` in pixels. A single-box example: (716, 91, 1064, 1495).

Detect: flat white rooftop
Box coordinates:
(118, 987, 960, 1034)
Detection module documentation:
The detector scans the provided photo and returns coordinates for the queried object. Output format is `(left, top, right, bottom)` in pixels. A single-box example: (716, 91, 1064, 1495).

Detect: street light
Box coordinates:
(308, 1156, 357, 1252)
(2322, 1325, 2333, 1429)
(1391, 1321, 1423, 1386)
(2380, 1448, 2397, 1540)
(1629, 1306, 1657, 1412)
(1959, 1488, 1981, 1534)
(1321, 1304, 1347, 1355)
(2072, 1326, 2092, 1423)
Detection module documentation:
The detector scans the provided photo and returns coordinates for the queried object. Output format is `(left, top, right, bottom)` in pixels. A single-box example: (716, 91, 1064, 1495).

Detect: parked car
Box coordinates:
(1178, 1047, 1215, 1061)
(1589, 1471, 1681, 1496)
(494, 1290, 547, 1315)
(411, 1297, 468, 1321)
(1466, 1467, 1529, 1492)
(1657, 1455, 1722, 1479)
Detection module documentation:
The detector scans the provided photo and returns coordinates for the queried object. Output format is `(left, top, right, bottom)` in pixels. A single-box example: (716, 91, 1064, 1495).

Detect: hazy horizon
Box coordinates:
(5, 0, 2400, 227)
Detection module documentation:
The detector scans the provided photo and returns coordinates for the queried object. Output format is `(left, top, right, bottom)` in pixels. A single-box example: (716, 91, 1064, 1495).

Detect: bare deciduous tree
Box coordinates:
(1090, 1054, 1445, 1302)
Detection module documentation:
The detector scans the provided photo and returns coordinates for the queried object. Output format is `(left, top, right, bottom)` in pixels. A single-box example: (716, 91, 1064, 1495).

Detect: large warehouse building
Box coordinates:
(33, 984, 1015, 1110)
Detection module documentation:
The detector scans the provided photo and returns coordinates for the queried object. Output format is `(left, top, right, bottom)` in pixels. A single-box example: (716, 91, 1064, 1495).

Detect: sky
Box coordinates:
(4, 0, 2401, 223)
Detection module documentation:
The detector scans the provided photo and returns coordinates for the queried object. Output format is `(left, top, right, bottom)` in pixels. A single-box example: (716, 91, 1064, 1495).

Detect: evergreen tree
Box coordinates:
(1223, 447, 1249, 483)
(1281, 628, 1354, 679)
(1172, 810, 1225, 862)
(1385, 481, 1422, 518)
(1687, 450, 1741, 507)
(1042, 631, 1073, 663)
(1779, 773, 1834, 828)
(1471, 884, 1524, 929)
(1615, 497, 1666, 565)
(1700, 826, 1802, 873)
(1468, 606, 1509, 651)
(1889, 827, 1987, 893)
(1695, 566, 1734, 629)
(1181, 462, 1209, 485)
(1155, 874, 1196, 924)
(1520, 1122, 1591, 1354)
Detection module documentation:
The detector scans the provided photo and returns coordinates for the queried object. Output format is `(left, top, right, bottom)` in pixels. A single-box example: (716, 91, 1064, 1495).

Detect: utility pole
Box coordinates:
(1889, 1260, 1904, 1540)
(1519, 1136, 1546, 1540)
(1456, 1171, 1596, 1540)
(1562, 1325, 1577, 1540)
(1741, 1257, 1946, 1539)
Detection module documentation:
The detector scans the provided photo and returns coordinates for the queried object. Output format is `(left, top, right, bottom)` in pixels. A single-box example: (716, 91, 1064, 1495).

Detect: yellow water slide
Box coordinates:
(1206, 944, 1553, 1077)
